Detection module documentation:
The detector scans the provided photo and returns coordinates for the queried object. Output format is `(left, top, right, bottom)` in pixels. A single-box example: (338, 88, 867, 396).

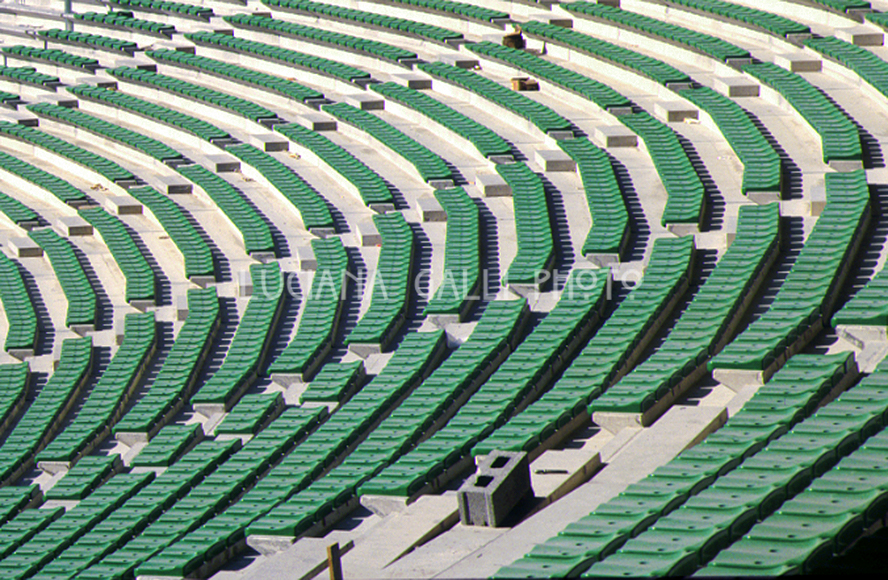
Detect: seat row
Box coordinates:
(0, 253, 38, 354)
(0, 364, 30, 438)
(45, 455, 120, 501)
(73, 11, 176, 37)
(495, 353, 854, 578)
(666, 0, 811, 38)
(109, 0, 214, 20)
(0, 65, 59, 88)
(298, 361, 364, 405)
(38, 29, 137, 54)
(214, 391, 284, 436)
(1, 46, 100, 72)
(28, 228, 97, 329)
(36, 312, 156, 466)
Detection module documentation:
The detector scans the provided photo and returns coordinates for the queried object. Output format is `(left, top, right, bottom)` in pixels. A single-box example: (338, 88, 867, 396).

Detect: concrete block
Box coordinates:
(153, 40, 196, 53)
(712, 76, 760, 98)
(7, 236, 42, 258)
(809, 185, 827, 216)
(535, 149, 576, 172)
(654, 101, 699, 123)
(391, 73, 432, 90)
(359, 220, 382, 247)
(296, 113, 336, 132)
(36, 94, 78, 108)
(457, 451, 532, 527)
(177, 294, 189, 320)
(106, 196, 142, 215)
(438, 54, 478, 69)
(419, 197, 447, 222)
(113, 58, 156, 71)
(835, 26, 883, 46)
(250, 133, 288, 152)
(156, 174, 192, 195)
(593, 125, 637, 148)
(202, 154, 240, 173)
(57, 216, 92, 237)
(0, 110, 37, 126)
(298, 245, 317, 271)
(238, 270, 252, 297)
(531, 13, 573, 28)
(774, 53, 821, 72)
(475, 173, 511, 197)
(345, 93, 385, 111)
(73, 76, 118, 90)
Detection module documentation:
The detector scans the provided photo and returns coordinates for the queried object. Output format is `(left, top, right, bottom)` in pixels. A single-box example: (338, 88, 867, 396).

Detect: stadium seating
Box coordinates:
(28, 228, 97, 329)
(0, 253, 38, 355)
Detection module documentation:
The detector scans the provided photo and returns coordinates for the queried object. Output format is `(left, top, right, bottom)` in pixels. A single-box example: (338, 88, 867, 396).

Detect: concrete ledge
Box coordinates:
(193, 402, 226, 417)
(112, 58, 156, 71)
(667, 222, 701, 236)
(835, 26, 884, 46)
(713, 76, 760, 98)
(345, 93, 385, 110)
(419, 197, 447, 222)
(474, 173, 511, 197)
(297, 245, 317, 271)
(438, 54, 479, 69)
(155, 175, 192, 195)
(654, 100, 699, 123)
(361, 494, 411, 517)
(0, 110, 38, 126)
(35, 94, 78, 108)
(73, 76, 118, 90)
(585, 252, 620, 267)
(392, 73, 432, 91)
(296, 113, 336, 132)
(370, 202, 396, 214)
(712, 367, 766, 392)
(199, 153, 240, 173)
(106, 196, 142, 215)
(747, 190, 782, 204)
(593, 125, 637, 148)
(189, 274, 216, 288)
(8, 236, 43, 258)
(250, 133, 288, 152)
(348, 342, 382, 357)
(830, 158, 865, 172)
(534, 149, 576, 172)
(774, 53, 821, 72)
(429, 179, 455, 190)
(359, 221, 382, 246)
(57, 216, 93, 237)
(531, 13, 573, 28)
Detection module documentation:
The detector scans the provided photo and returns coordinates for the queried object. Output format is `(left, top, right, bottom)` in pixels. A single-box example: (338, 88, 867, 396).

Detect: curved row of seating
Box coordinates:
(0, 506, 63, 563)
(345, 212, 415, 349)
(806, 35, 888, 101)
(36, 312, 156, 466)
(78, 208, 156, 304)
(417, 61, 573, 135)
(520, 20, 690, 86)
(112, 287, 219, 438)
(69, 84, 230, 142)
(274, 122, 394, 209)
(0, 121, 134, 184)
(190, 262, 286, 411)
(742, 61, 862, 163)
(73, 11, 176, 37)
(831, 263, 888, 326)
(496, 162, 554, 287)
(678, 86, 783, 195)
(592, 203, 780, 417)
(27, 102, 183, 163)
(558, 137, 629, 260)
(136, 331, 446, 577)
(10, 439, 241, 579)
(0, 190, 38, 227)
(28, 228, 97, 329)
(0, 253, 37, 355)
(214, 391, 284, 435)
(0, 471, 155, 579)
(583, 363, 888, 577)
(464, 41, 633, 111)
(176, 164, 275, 256)
(108, 66, 278, 124)
(263, 0, 463, 44)
(322, 101, 453, 183)
(384, 0, 508, 22)
(298, 361, 363, 405)
(109, 0, 213, 20)
(146, 48, 323, 104)
(223, 13, 418, 64)
(809, 0, 872, 14)
(477, 235, 696, 456)
(45, 455, 119, 501)
(0, 337, 92, 485)
(130, 423, 201, 468)
(70, 412, 319, 579)
(370, 81, 511, 158)
(0, 487, 41, 531)
(666, 0, 811, 38)
(423, 187, 480, 318)
(495, 353, 854, 578)
(0, 65, 59, 88)
(223, 142, 336, 231)
(0, 46, 99, 71)
(127, 186, 215, 281)
(711, 170, 870, 373)
(38, 29, 138, 54)
(700, 418, 888, 575)
(267, 236, 348, 380)
(0, 364, 29, 437)
(186, 30, 370, 85)
(0, 91, 20, 105)
(564, 2, 751, 63)
(242, 302, 529, 548)
(619, 112, 705, 227)
(363, 269, 609, 498)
